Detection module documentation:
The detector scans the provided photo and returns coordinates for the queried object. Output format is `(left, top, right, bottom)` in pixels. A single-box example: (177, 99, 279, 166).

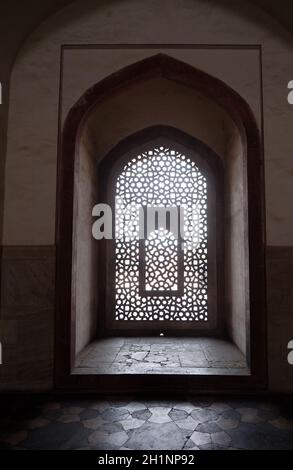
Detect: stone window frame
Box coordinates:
(99, 129, 224, 335)
(55, 53, 267, 391)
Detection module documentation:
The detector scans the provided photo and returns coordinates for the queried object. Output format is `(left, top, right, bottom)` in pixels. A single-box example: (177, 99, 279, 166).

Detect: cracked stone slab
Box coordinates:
(115, 352, 133, 363)
(130, 352, 148, 361)
(74, 337, 249, 374)
(144, 355, 170, 363)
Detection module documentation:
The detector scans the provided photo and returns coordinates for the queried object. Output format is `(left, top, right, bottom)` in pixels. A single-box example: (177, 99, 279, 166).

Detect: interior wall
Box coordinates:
(1, 0, 293, 391)
(225, 126, 249, 357)
(74, 127, 99, 356)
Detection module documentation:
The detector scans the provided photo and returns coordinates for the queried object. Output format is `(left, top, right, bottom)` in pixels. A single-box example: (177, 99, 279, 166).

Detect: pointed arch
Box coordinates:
(55, 54, 266, 391)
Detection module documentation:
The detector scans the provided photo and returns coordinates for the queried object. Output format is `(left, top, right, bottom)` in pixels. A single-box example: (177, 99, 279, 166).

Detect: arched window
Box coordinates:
(102, 130, 222, 333)
(56, 55, 266, 389)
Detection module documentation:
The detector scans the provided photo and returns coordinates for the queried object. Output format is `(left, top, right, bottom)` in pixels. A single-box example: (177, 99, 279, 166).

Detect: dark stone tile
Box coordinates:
(126, 421, 189, 450)
(0, 441, 13, 450)
(196, 422, 221, 433)
(279, 404, 293, 421)
(79, 409, 100, 421)
(190, 409, 218, 423)
(229, 422, 293, 450)
(0, 418, 27, 436)
(89, 443, 122, 450)
(183, 438, 198, 450)
(58, 398, 81, 408)
(21, 422, 85, 450)
(212, 444, 228, 450)
(198, 443, 215, 450)
(42, 409, 63, 420)
(102, 423, 124, 433)
(225, 398, 262, 409)
(101, 408, 129, 422)
(143, 400, 178, 408)
(108, 400, 131, 408)
(60, 427, 92, 450)
(189, 397, 214, 407)
(64, 398, 96, 409)
(132, 409, 152, 420)
(220, 409, 241, 421)
(257, 408, 280, 421)
(169, 409, 188, 421)
(0, 399, 41, 423)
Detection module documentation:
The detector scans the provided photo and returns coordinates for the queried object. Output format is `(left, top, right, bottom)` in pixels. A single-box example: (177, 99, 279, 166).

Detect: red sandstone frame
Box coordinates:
(55, 52, 267, 393)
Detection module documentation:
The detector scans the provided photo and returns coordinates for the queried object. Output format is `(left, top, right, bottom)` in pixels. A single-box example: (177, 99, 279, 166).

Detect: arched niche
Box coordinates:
(55, 54, 266, 391)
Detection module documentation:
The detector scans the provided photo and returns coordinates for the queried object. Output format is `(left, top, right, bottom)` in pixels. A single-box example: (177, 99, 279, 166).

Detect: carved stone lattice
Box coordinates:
(145, 229, 179, 292)
(115, 146, 208, 321)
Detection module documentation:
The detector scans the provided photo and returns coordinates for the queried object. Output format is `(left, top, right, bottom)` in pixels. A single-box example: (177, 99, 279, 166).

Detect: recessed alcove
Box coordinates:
(56, 55, 265, 389)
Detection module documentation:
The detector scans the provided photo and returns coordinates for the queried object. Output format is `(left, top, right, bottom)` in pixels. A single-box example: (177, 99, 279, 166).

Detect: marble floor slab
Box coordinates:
(74, 337, 249, 375)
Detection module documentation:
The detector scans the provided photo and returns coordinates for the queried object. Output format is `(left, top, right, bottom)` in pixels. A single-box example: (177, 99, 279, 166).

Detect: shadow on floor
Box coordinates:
(1, 395, 293, 450)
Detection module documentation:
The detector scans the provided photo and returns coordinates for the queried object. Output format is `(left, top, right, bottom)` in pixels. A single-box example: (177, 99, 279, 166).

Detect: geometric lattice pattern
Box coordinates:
(115, 146, 208, 321)
(145, 229, 178, 292)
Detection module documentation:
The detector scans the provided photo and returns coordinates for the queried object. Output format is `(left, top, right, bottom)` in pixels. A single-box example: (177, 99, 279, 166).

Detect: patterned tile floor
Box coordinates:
(1, 395, 293, 450)
(74, 337, 249, 375)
